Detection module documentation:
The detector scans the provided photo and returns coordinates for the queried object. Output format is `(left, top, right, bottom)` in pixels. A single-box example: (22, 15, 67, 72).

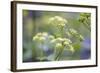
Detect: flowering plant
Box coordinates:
(32, 16, 84, 61)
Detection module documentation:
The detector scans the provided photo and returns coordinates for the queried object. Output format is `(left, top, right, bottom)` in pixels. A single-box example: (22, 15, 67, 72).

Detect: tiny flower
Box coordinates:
(63, 38, 72, 43)
(42, 32, 48, 37)
(39, 37, 45, 41)
(79, 35, 84, 41)
(69, 29, 84, 41)
(57, 37, 63, 41)
(50, 39, 56, 43)
(66, 32, 71, 37)
(55, 16, 63, 21)
(69, 29, 77, 35)
(63, 41, 69, 46)
(33, 32, 48, 43)
(37, 32, 42, 36)
(58, 23, 65, 27)
(33, 36, 39, 41)
(54, 16, 67, 23)
(48, 35, 55, 40)
(48, 16, 68, 27)
(65, 45, 74, 53)
(69, 45, 74, 53)
(55, 43, 63, 49)
(48, 16, 58, 24)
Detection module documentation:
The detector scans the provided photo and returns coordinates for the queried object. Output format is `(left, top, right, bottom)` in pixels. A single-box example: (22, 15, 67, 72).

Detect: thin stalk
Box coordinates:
(39, 43, 45, 61)
(61, 27, 65, 37)
(56, 48, 64, 61)
(54, 48, 64, 61)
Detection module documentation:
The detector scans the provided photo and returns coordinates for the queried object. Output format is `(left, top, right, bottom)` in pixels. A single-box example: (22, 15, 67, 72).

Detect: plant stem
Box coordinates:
(61, 27, 65, 37)
(54, 48, 64, 61)
(57, 48, 64, 60)
(40, 43, 44, 61)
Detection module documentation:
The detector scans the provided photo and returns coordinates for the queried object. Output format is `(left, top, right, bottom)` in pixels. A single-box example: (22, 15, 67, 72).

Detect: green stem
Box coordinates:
(57, 48, 64, 60)
(39, 43, 45, 61)
(61, 27, 65, 37)
(54, 48, 64, 61)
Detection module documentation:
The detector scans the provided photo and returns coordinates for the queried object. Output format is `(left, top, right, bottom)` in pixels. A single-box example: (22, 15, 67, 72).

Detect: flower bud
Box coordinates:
(33, 36, 39, 41)
(50, 39, 56, 43)
(63, 38, 72, 43)
(39, 37, 45, 41)
(49, 35, 55, 40)
(69, 29, 77, 35)
(69, 45, 74, 53)
(79, 35, 84, 41)
(55, 43, 63, 49)
(42, 32, 48, 37)
(63, 41, 69, 46)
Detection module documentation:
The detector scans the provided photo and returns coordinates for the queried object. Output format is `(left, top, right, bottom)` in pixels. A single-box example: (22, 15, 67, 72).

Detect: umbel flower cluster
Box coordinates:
(48, 16, 67, 28)
(78, 13, 91, 30)
(33, 16, 84, 61)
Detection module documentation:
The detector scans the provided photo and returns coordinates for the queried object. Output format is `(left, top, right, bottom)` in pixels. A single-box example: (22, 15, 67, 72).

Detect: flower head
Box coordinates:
(36, 32, 42, 36)
(50, 37, 73, 51)
(79, 35, 84, 41)
(68, 45, 74, 53)
(48, 35, 55, 40)
(66, 32, 71, 37)
(56, 37, 63, 42)
(64, 38, 72, 43)
(42, 32, 48, 37)
(50, 39, 56, 43)
(58, 23, 66, 28)
(69, 29, 84, 41)
(55, 43, 63, 49)
(63, 41, 69, 45)
(39, 37, 45, 41)
(33, 36, 39, 41)
(33, 32, 48, 43)
(69, 29, 77, 35)
(48, 16, 68, 28)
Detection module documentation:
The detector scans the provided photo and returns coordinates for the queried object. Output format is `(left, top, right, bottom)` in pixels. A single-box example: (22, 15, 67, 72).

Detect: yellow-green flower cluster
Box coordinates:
(68, 29, 84, 41)
(48, 16, 67, 27)
(69, 29, 77, 35)
(79, 13, 91, 23)
(50, 37, 74, 52)
(33, 32, 48, 42)
(48, 35, 55, 40)
(79, 13, 91, 30)
(33, 32, 56, 43)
